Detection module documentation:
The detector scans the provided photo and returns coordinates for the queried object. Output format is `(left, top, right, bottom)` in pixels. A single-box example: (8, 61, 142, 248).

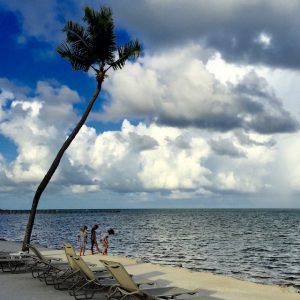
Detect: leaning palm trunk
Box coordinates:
(22, 79, 103, 251)
(22, 6, 141, 251)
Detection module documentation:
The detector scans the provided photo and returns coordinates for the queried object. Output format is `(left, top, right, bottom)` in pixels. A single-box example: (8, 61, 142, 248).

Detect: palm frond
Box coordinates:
(63, 21, 86, 43)
(108, 39, 141, 70)
(57, 19, 97, 71)
(57, 6, 141, 74)
(56, 42, 91, 71)
(83, 6, 112, 31)
(84, 6, 116, 63)
(63, 20, 93, 54)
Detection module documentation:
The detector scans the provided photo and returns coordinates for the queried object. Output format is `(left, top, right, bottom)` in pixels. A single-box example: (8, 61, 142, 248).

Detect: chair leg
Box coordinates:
(54, 270, 80, 290)
(69, 277, 86, 296)
(73, 280, 106, 300)
(107, 286, 122, 300)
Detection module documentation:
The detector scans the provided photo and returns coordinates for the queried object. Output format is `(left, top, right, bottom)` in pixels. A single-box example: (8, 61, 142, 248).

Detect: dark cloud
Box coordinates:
(168, 135, 191, 150)
(236, 72, 300, 134)
(172, 71, 297, 134)
(107, 0, 300, 69)
(128, 132, 158, 152)
(248, 113, 299, 134)
(2, 0, 300, 69)
(154, 72, 299, 134)
(157, 113, 243, 132)
(210, 138, 246, 158)
(104, 55, 299, 134)
(3, 0, 300, 69)
(58, 160, 96, 185)
(234, 130, 276, 147)
(0, 168, 15, 188)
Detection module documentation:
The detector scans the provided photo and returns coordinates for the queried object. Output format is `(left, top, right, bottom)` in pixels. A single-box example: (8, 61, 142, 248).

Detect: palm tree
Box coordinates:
(22, 6, 141, 251)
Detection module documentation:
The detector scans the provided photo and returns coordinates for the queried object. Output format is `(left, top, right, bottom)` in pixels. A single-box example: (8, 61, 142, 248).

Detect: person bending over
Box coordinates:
(100, 228, 115, 255)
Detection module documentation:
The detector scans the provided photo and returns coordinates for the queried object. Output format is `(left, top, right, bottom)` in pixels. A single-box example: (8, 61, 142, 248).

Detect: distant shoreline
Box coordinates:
(1, 208, 299, 214)
(0, 209, 121, 214)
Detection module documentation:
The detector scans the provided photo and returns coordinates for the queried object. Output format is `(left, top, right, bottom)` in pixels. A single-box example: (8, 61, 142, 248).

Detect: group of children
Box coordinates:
(78, 224, 115, 256)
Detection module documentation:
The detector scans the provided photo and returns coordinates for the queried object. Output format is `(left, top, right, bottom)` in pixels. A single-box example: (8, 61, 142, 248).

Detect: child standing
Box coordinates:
(91, 224, 99, 254)
(78, 225, 87, 256)
(100, 228, 115, 255)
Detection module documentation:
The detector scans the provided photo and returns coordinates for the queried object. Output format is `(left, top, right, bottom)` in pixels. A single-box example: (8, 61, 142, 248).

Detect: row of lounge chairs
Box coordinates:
(0, 244, 213, 300)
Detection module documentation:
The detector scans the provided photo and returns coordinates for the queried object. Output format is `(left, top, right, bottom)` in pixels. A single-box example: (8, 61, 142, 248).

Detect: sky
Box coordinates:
(0, 0, 300, 209)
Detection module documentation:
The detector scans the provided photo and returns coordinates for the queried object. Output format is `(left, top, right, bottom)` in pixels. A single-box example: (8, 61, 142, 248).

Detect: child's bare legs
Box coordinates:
(101, 240, 108, 255)
(95, 241, 99, 253)
(80, 242, 85, 256)
(91, 240, 99, 254)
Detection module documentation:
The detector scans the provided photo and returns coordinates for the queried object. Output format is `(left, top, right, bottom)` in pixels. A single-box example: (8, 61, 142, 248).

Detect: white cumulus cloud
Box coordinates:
(0, 75, 300, 207)
(97, 45, 298, 134)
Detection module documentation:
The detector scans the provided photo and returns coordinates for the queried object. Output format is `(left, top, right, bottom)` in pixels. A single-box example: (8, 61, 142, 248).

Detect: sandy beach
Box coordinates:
(0, 240, 299, 300)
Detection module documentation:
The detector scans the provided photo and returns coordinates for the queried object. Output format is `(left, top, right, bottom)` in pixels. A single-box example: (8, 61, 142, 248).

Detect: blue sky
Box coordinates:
(1, 0, 300, 209)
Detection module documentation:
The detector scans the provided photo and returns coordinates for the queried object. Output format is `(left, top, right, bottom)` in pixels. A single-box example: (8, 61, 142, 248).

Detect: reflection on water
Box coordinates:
(1, 209, 300, 290)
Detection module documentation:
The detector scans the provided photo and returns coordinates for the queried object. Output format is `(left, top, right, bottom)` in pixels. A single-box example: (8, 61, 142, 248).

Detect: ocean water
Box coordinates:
(0, 209, 300, 290)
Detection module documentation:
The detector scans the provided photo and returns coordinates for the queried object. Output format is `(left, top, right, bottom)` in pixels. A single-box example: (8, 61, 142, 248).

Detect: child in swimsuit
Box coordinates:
(100, 228, 115, 255)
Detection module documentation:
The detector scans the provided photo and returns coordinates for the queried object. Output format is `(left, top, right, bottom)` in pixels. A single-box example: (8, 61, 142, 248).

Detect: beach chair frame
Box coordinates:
(100, 259, 198, 300)
(27, 244, 70, 285)
(0, 254, 36, 273)
(53, 244, 89, 291)
(70, 255, 116, 300)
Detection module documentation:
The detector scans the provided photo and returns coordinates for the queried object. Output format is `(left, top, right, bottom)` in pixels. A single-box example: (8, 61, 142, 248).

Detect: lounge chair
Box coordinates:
(52, 244, 85, 290)
(63, 243, 102, 269)
(69, 255, 117, 300)
(53, 243, 110, 291)
(27, 244, 70, 284)
(0, 254, 36, 273)
(70, 255, 155, 300)
(100, 259, 199, 300)
(27, 244, 63, 264)
(64, 243, 153, 283)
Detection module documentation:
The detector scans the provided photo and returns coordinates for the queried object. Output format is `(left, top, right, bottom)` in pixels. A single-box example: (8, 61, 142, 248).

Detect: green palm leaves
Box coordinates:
(57, 6, 141, 74)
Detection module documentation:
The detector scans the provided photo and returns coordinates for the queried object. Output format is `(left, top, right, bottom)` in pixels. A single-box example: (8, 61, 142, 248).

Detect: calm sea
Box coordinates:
(0, 209, 299, 290)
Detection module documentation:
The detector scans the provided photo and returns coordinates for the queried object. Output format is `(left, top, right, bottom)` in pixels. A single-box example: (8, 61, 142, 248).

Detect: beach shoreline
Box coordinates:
(1, 240, 299, 300)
